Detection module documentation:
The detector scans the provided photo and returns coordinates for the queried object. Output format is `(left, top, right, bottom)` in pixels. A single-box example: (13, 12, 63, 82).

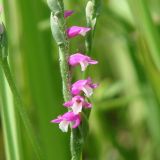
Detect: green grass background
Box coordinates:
(1, 0, 160, 160)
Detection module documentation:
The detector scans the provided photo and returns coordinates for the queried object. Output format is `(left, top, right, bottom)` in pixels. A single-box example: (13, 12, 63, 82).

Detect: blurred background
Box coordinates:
(1, 0, 160, 159)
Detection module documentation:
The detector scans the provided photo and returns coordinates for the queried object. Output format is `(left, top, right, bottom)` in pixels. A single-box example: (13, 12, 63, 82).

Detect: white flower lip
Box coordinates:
(59, 120, 70, 132)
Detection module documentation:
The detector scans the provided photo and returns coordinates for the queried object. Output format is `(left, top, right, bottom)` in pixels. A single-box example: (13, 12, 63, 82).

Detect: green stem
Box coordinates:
(83, 0, 101, 122)
(58, 43, 72, 101)
(0, 58, 44, 160)
(83, 0, 101, 81)
(0, 64, 21, 160)
(70, 129, 83, 160)
(85, 0, 101, 55)
(47, 1, 83, 159)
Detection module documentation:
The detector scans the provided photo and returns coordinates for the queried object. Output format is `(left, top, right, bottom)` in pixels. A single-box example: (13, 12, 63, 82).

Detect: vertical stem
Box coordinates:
(83, 0, 101, 80)
(70, 129, 83, 160)
(0, 8, 43, 159)
(0, 64, 21, 160)
(47, 1, 83, 159)
(83, 0, 101, 115)
(59, 43, 72, 101)
(85, 0, 101, 55)
(0, 58, 43, 160)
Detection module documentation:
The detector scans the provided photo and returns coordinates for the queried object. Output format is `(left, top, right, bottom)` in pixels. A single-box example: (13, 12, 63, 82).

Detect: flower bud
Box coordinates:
(47, 0, 62, 13)
(50, 13, 65, 45)
(86, 1, 94, 20)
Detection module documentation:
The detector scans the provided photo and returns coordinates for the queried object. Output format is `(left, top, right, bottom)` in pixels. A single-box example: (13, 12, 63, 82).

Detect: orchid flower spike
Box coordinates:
(71, 77, 98, 97)
(67, 26, 91, 38)
(64, 95, 92, 114)
(69, 53, 98, 71)
(51, 111, 81, 132)
(64, 10, 74, 18)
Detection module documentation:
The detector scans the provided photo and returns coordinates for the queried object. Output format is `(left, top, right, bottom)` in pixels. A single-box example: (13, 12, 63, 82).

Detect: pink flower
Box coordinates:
(64, 96, 92, 114)
(67, 26, 91, 38)
(64, 10, 74, 18)
(69, 53, 98, 71)
(71, 77, 98, 97)
(51, 111, 81, 132)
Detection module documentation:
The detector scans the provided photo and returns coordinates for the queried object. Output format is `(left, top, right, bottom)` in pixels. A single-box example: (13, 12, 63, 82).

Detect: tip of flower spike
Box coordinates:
(64, 10, 74, 18)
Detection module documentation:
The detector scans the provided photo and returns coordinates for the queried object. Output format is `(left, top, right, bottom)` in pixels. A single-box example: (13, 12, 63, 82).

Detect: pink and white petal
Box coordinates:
(73, 95, 85, 103)
(88, 60, 98, 64)
(63, 101, 73, 107)
(72, 102, 83, 114)
(82, 85, 93, 97)
(90, 83, 99, 89)
(68, 57, 78, 66)
(51, 118, 62, 123)
(69, 53, 86, 66)
(80, 61, 89, 71)
(59, 120, 70, 132)
(67, 26, 81, 38)
(64, 10, 74, 18)
(71, 88, 81, 95)
(83, 102, 92, 108)
(62, 111, 75, 121)
(72, 79, 88, 88)
(86, 77, 92, 84)
(79, 28, 91, 36)
(72, 117, 81, 128)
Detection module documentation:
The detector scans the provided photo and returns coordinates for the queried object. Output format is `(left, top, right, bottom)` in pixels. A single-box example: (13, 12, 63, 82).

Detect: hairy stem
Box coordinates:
(58, 43, 71, 101)
(70, 128, 83, 160)
(47, 0, 83, 159)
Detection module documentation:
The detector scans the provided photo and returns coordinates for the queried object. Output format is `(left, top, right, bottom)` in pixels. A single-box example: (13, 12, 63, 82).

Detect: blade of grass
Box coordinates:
(0, 67, 22, 160)
(13, 0, 70, 159)
(128, 0, 160, 70)
(2, 0, 70, 159)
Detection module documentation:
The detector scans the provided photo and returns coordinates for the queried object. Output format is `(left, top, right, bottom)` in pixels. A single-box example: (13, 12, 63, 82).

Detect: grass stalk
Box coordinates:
(0, 24, 43, 159)
(128, 0, 160, 70)
(85, 0, 101, 55)
(0, 64, 21, 160)
(0, 58, 44, 160)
